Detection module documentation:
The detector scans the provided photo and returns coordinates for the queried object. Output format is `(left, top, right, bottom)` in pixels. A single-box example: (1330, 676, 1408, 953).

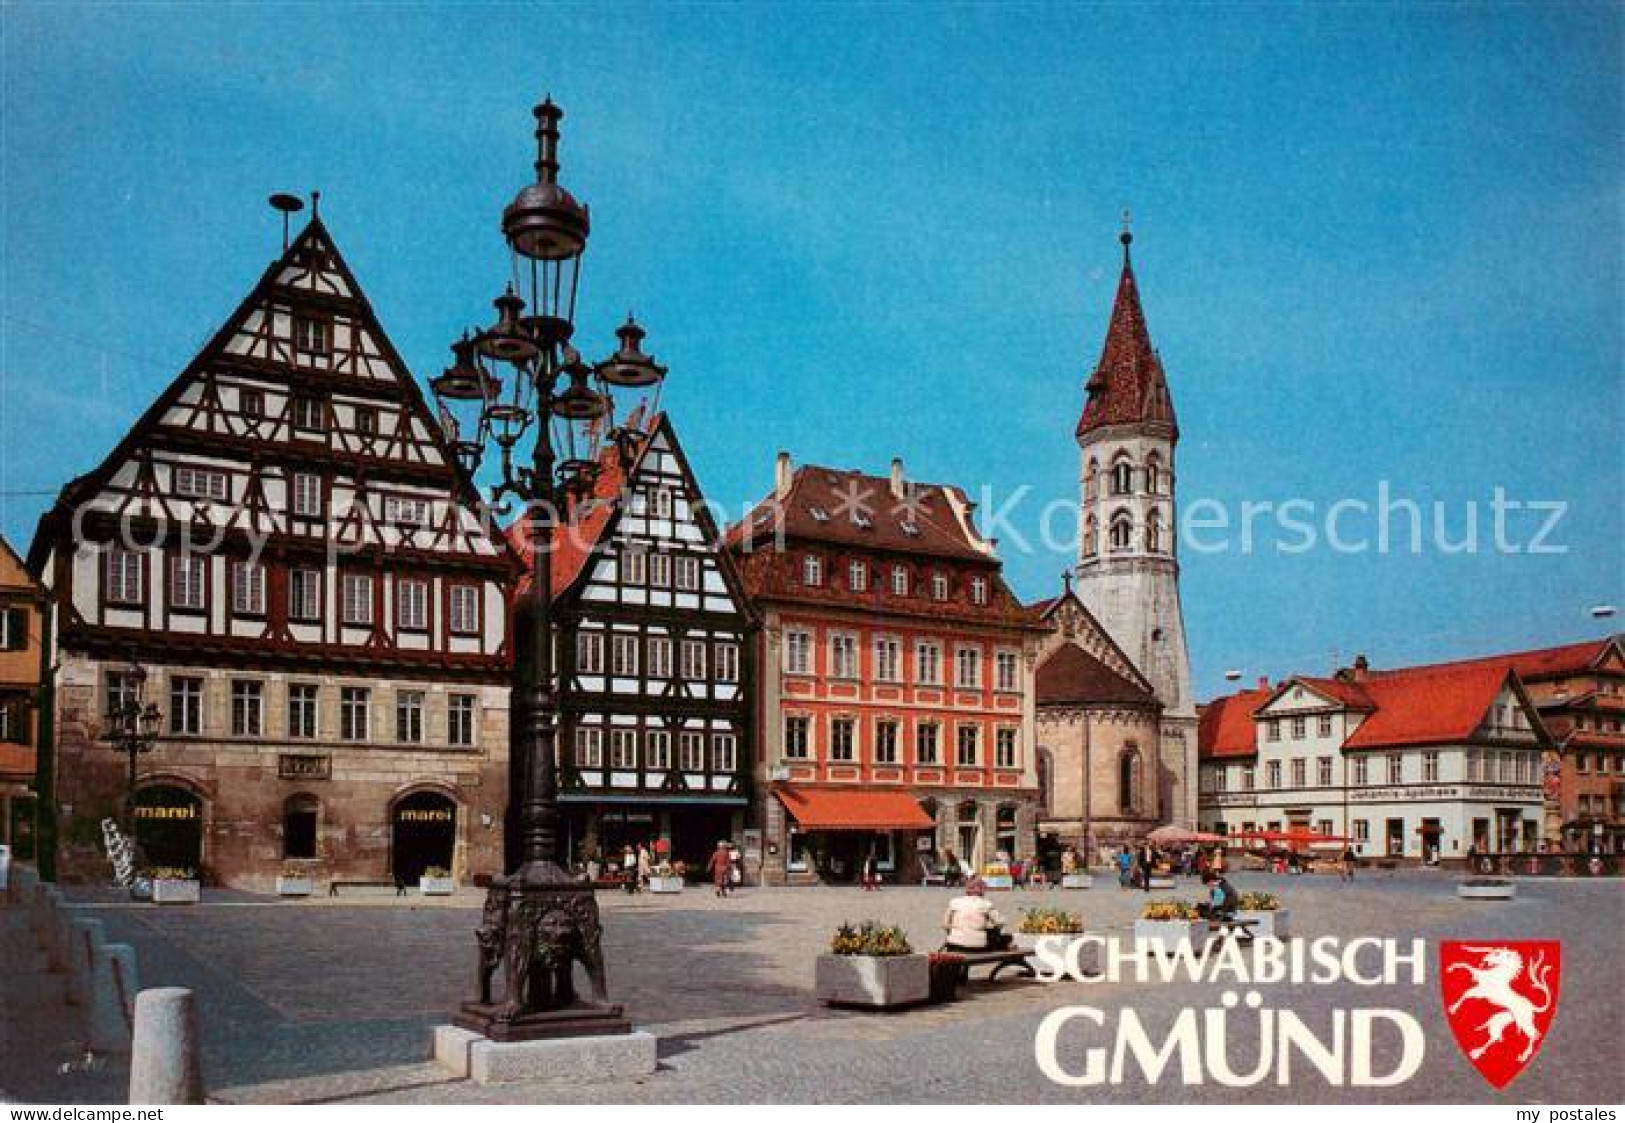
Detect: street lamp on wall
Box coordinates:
(98, 658, 162, 817)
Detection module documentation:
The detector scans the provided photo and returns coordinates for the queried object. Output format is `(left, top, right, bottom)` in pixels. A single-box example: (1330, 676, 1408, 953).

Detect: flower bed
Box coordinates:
(419, 867, 455, 896)
(1014, 907, 1084, 951)
(816, 921, 929, 1009)
(1134, 900, 1206, 953)
(1236, 891, 1289, 939)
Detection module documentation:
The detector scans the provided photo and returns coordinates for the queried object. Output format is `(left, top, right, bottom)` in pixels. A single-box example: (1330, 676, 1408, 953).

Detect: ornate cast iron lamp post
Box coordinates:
(433, 99, 666, 1042)
(99, 658, 161, 820)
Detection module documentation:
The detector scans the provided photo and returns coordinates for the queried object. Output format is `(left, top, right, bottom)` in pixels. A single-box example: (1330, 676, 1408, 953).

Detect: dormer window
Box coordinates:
(802, 555, 823, 586)
(809, 506, 829, 522)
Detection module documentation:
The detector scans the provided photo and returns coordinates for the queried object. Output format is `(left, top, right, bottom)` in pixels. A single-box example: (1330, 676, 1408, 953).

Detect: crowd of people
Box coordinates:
(576, 838, 747, 896)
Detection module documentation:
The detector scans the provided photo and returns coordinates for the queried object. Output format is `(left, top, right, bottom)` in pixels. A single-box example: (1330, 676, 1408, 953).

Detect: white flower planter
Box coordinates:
(1457, 880, 1516, 901)
(1237, 909, 1289, 940)
(815, 953, 929, 1009)
(1014, 933, 1103, 977)
(1147, 876, 1177, 890)
(419, 876, 456, 896)
(152, 878, 200, 905)
(1060, 873, 1093, 890)
(1014, 930, 1084, 952)
(648, 876, 684, 894)
(1134, 918, 1208, 953)
(276, 876, 314, 898)
(981, 875, 1014, 890)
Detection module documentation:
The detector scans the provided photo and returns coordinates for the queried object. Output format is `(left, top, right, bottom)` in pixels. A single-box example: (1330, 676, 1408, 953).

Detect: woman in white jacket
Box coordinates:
(941, 877, 1011, 951)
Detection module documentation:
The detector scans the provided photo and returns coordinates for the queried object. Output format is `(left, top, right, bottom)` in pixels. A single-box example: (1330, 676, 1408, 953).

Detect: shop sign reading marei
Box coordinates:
(135, 803, 199, 820)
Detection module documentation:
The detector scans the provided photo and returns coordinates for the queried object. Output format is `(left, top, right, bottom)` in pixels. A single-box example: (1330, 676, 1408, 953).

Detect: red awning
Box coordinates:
(776, 786, 935, 831)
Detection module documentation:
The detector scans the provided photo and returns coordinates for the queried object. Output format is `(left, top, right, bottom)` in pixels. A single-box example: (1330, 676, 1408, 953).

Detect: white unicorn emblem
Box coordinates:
(1447, 945, 1555, 1062)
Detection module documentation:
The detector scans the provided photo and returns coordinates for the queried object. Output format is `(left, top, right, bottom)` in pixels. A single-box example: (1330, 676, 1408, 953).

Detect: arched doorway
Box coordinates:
(132, 784, 203, 874)
(391, 790, 457, 883)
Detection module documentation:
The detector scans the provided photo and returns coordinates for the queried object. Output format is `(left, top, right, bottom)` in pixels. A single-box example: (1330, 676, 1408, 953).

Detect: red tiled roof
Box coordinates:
(1286, 676, 1376, 710)
(775, 785, 935, 831)
(1342, 663, 1517, 749)
(1197, 688, 1270, 759)
(1036, 643, 1158, 707)
(1076, 244, 1177, 439)
(1363, 637, 1621, 682)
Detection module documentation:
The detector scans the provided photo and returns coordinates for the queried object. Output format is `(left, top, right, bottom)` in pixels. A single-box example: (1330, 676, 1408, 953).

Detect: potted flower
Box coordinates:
(149, 866, 200, 905)
(1236, 891, 1290, 939)
(276, 865, 315, 898)
(419, 866, 455, 896)
(927, 951, 965, 1004)
(1061, 868, 1093, 890)
(981, 862, 1014, 890)
(649, 860, 684, 894)
(1133, 899, 1207, 953)
(815, 921, 929, 1009)
(1457, 877, 1516, 901)
(1013, 907, 1084, 951)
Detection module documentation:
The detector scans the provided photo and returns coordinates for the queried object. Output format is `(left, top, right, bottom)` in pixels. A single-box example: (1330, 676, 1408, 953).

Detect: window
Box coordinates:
(289, 568, 321, 622)
(675, 556, 700, 591)
(168, 555, 206, 611)
(802, 555, 823, 586)
(105, 671, 141, 720)
(279, 685, 317, 741)
(384, 496, 430, 528)
(916, 641, 942, 685)
(355, 406, 377, 436)
(1318, 713, 1334, 737)
(830, 718, 856, 762)
(874, 637, 900, 682)
(996, 727, 1017, 769)
(648, 636, 673, 678)
(680, 639, 707, 680)
(874, 720, 900, 764)
(995, 650, 1019, 692)
(1387, 754, 1404, 785)
(890, 566, 908, 596)
(916, 722, 940, 765)
(970, 576, 988, 605)
(646, 730, 671, 769)
(0, 607, 26, 651)
(611, 729, 638, 769)
(1265, 760, 1282, 789)
(1317, 757, 1333, 787)
(1353, 756, 1370, 785)
(1109, 518, 1133, 551)
(1290, 716, 1306, 740)
(1240, 765, 1255, 791)
(1145, 514, 1163, 553)
(1111, 459, 1134, 495)
(396, 579, 428, 631)
(396, 690, 425, 743)
(282, 794, 319, 860)
(955, 646, 981, 689)
(340, 574, 373, 626)
(785, 630, 812, 675)
(291, 472, 323, 517)
(340, 687, 370, 741)
(448, 694, 477, 747)
(173, 467, 228, 501)
(784, 715, 811, 759)
(712, 733, 737, 772)
(294, 316, 330, 355)
(680, 731, 706, 771)
(931, 573, 948, 601)
(232, 561, 265, 616)
(291, 396, 325, 433)
(651, 487, 674, 518)
(240, 388, 264, 419)
(848, 560, 867, 592)
(649, 553, 671, 588)
(576, 632, 605, 674)
(715, 641, 739, 683)
(575, 727, 603, 768)
(449, 585, 479, 635)
(1422, 751, 1440, 783)
(612, 634, 639, 676)
(1145, 456, 1162, 495)
(830, 634, 857, 679)
(621, 549, 647, 585)
(1266, 719, 1281, 742)
(956, 725, 979, 767)
(1290, 758, 1306, 788)
(169, 676, 202, 736)
(230, 680, 263, 737)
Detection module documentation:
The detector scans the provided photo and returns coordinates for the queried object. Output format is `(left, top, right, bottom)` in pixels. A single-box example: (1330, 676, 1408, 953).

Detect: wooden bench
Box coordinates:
(943, 946, 1035, 983)
(328, 879, 405, 897)
(1208, 917, 1258, 943)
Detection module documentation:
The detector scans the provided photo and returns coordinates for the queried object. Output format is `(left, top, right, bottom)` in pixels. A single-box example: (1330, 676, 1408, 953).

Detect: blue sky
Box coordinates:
(2, 3, 1619, 697)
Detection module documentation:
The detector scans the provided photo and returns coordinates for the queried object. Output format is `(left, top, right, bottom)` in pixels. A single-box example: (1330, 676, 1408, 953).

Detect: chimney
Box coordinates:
(774, 451, 793, 500)
(1352, 654, 1370, 681)
(889, 457, 906, 500)
(1256, 676, 1269, 691)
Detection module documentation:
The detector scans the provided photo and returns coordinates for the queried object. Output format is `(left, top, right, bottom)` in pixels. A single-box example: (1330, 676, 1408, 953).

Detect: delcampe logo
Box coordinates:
(1440, 941, 1561, 1090)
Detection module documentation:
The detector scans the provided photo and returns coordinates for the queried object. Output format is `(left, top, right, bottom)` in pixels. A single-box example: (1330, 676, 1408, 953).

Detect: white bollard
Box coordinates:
(129, 987, 204, 1105)
(65, 917, 106, 1007)
(88, 942, 139, 1053)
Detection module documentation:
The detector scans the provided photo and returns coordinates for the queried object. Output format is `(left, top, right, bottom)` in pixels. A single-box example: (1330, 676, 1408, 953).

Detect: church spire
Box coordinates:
(1075, 222, 1178, 440)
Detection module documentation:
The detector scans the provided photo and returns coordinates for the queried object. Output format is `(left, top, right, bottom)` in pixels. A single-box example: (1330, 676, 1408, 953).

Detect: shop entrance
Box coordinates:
(670, 806, 735, 870)
(132, 785, 203, 873)
(391, 791, 456, 883)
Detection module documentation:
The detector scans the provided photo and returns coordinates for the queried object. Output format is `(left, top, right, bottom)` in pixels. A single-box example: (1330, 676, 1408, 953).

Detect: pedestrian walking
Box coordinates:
(708, 840, 732, 898)
(636, 842, 652, 892)
(621, 845, 638, 894)
(1115, 846, 1133, 889)
(861, 848, 880, 891)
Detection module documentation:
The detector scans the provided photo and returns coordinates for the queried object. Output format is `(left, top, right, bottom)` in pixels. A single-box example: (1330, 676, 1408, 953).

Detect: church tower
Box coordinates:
(1074, 225, 1198, 823)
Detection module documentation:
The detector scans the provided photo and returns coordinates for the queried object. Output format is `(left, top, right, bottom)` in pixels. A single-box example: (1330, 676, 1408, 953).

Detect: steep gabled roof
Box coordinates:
(1258, 675, 1376, 713)
(1198, 688, 1272, 760)
(1076, 233, 1178, 439)
(1342, 663, 1540, 750)
(1035, 643, 1159, 708)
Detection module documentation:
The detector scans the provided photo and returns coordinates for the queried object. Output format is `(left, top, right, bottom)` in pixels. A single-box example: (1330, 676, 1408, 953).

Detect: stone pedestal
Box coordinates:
(434, 1024, 658, 1086)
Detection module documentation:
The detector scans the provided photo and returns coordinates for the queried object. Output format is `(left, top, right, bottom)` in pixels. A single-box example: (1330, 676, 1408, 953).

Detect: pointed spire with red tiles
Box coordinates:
(1076, 223, 1178, 440)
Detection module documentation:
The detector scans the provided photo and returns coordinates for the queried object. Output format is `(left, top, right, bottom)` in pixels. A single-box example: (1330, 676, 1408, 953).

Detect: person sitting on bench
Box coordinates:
(942, 877, 1012, 951)
(1196, 870, 1238, 923)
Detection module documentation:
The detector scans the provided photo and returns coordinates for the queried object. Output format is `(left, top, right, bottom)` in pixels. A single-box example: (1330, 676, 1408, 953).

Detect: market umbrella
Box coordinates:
(1147, 825, 1227, 845)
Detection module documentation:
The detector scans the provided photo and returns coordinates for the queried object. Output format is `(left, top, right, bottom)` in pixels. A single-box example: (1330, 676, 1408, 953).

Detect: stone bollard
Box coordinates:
(88, 943, 140, 1054)
(43, 891, 69, 974)
(65, 917, 106, 1007)
(129, 988, 204, 1105)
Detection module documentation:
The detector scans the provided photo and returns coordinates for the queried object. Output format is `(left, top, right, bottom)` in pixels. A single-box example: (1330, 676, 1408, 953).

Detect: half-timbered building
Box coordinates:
(29, 212, 517, 890)
(509, 412, 756, 872)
